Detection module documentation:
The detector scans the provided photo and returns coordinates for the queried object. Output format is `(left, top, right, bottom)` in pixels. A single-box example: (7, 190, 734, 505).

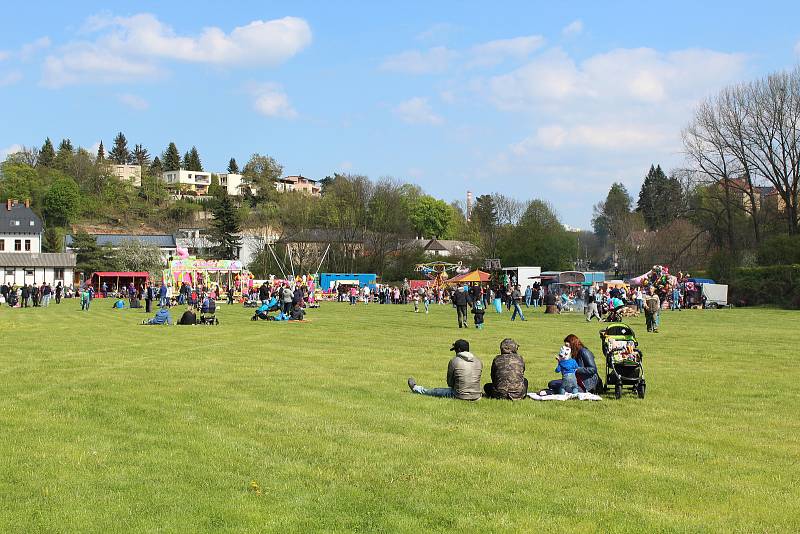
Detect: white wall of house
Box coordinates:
(218, 173, 245, 196)
(112, 164, 142, 187)
(0, 235, 41, 253)
(2, 266, 74, 286)
(161, 169, 212, 193)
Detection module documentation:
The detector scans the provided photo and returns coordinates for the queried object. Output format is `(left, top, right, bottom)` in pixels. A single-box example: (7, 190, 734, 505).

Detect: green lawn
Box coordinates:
(0, 300, 798, 532)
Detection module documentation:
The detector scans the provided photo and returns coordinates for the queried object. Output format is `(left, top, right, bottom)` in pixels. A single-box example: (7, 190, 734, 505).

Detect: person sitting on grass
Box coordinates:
(142, 307, 173, 326)
(178, 307, 197, 325)
(289, 303, 306, 321)
(407, 339, 482, 400)
(546, 334, 600, 394)
(554, 345, 579, 395)
(112, 297, 125, 309)
(483, 338, 528, 400)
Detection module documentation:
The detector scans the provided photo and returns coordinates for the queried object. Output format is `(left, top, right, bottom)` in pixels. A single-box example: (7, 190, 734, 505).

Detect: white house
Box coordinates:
(217, 173, 248, 196)
(1, 199, 41, 253)
(161, 169, 213, 195)
(111, 164, 142, 187)
(0, 252, 76, 286)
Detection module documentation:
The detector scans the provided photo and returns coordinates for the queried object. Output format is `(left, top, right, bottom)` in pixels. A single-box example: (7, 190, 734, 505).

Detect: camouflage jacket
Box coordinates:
(489, 353, 527, 399)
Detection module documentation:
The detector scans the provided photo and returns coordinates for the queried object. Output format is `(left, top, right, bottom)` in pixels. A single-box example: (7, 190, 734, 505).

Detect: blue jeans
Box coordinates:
(559, 374, 579, 394)
(511, 302, 526, 321)
(412, 386, 454, 397)
(525, 295, 531, 307)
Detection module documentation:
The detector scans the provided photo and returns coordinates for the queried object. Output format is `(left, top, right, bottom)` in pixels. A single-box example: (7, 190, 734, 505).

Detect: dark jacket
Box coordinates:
(452, 289, 469, 307)
(178, 310, 196, 325)
(575, 347, 599, 393)
(488, 352, 527, 399)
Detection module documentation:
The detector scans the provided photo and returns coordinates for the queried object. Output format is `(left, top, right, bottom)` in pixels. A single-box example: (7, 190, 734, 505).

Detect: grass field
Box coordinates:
(0, 299, 798, 532)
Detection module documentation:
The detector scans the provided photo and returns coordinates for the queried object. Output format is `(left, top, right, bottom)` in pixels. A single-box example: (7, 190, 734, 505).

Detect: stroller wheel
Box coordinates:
(637, 381, 646, 399)
(614, 384, 622, 399)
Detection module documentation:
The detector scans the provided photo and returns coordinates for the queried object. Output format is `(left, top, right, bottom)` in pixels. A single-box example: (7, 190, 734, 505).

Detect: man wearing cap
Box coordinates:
(483, 338, 528, 400)
(407, 339, 482, 400)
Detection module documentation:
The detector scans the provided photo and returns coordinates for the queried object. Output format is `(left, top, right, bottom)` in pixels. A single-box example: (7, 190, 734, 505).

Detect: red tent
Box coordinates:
(92, 272, 149, 295)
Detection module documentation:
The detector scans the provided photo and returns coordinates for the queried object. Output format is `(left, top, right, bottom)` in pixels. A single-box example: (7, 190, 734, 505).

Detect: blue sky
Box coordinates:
(2, 1, 799, 228)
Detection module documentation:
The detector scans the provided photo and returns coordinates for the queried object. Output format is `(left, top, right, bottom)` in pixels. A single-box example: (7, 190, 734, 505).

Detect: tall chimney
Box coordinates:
(466, 191, 473, 222)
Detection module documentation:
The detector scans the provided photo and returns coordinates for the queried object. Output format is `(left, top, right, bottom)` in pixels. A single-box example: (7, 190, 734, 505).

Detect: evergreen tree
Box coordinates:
(132, 144, 151, 167)
(227, 158, 239, 174)
(637, 164, 684, 230)
(38, 137, 56, 168)
(55, 139, 75, 171)
(162, 142, 180, 171)
(187, 146, 203, 171)
(96, 141, 105, 162)
(207, 193, 241, 259)
(182, 151, 191, 170)
(149, 156, 163, 176)
(72, 231, 115, 276)
(108, 132, 130, 164)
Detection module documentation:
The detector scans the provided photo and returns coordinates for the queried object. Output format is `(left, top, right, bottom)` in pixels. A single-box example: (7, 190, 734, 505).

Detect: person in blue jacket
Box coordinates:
(142, 307, 173, 325)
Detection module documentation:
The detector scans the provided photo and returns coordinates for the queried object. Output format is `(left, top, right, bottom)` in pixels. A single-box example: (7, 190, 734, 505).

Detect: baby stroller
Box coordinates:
(599, 323, 646, 399)
(198, 297, 219, 325)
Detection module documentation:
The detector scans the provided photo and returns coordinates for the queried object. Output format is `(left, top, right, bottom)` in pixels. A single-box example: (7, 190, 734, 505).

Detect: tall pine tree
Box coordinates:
(182, 151, 191, 170)
(227, 158, 239, 174)
(96, 141, 105, 162)
(187, 146, 203, 171)
(207, 193, 241, 259)
(149, 156, 163, 176)
(109, 132, 130, 164)
(38, 137, 56, 167)
(637, 164, 683, 230)
(132, 144, 151, 167)
(55, 139, 75, 171)
(162, 142, 180, 171)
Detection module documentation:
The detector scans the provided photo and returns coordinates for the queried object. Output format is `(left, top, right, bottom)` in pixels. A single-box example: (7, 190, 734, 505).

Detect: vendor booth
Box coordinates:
(91, 271, 149, 295)
(164, 258, 250, 294)
(447, 270, 491, 285)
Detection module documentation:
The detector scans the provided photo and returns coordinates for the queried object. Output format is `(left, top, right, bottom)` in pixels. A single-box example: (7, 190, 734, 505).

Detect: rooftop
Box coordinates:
(65, 234, 177, 249)
(0, 200, 42, 235)
(0, 252, 76, 267)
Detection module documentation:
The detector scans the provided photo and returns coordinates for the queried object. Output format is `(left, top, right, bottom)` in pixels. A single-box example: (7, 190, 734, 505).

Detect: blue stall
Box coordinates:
(319, 273, 377, 291)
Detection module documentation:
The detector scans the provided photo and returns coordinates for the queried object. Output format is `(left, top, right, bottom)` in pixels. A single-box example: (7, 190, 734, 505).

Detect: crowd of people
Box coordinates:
(0, 282, 65, 307)
(407, 334, 601, 400)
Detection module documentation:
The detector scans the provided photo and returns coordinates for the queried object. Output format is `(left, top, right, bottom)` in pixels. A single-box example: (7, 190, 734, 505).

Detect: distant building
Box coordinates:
(111, 164, 142, 187)
(0, 252, 76, 286)
(217, 173, 249, 196)
(65, 233, 177, 260)
(161, 169, 213, 195)
(0, 199, 41, 253)
(275, 175, 321, 196)
(409, 238, 480, 258)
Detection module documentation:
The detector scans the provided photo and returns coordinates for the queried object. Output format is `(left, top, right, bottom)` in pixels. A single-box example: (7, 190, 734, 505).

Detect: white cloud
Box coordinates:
(381, 46, 457, 74)
(415, 23, 459, 43)
(0, 144, 23, 160)
(19, 37, 51, 60)
(469, 35, 545, 68)
(42, 13, 312, 87)
(0, 71, 23, 86)
(393, 97, 443, 125)
(562, 20, 584, 37)
(117, 93, 149, 110)
(249, 83, 297, 119)
(0, 51, 9, 61)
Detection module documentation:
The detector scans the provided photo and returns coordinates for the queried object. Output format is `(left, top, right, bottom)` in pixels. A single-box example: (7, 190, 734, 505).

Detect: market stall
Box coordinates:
(163, 258, 251, 295)
(91, 271, 149, 296)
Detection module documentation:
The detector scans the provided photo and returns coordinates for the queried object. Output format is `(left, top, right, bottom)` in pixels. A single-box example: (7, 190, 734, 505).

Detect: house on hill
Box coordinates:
(409, 238, 480, 258)
(1, 199, 41, 253)
(65, 233, 177, 260)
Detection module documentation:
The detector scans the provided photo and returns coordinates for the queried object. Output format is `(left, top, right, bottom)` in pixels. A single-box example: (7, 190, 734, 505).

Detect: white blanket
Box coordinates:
(527, 392, 602, 401)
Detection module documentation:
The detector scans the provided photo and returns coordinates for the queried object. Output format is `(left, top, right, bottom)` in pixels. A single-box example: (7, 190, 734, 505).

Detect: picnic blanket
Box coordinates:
(527, 391, 602, 401)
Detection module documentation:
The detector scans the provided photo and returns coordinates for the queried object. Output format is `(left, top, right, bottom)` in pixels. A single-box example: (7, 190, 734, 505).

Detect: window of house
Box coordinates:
(24, 240, 31, 251)
(14, 240, 21, 251)
(55, 268, 64, 279)
(25, 269, 34, 276)
(0, 239, 4, 251)
(29, 220, 35, 226)
(12, 220, 20, 226)
(5, 269, 12, 276)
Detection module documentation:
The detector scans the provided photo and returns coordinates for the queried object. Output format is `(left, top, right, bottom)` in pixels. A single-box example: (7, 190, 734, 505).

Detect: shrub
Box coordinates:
(724, 265, 800, 308)
(757, 235, 800, 266)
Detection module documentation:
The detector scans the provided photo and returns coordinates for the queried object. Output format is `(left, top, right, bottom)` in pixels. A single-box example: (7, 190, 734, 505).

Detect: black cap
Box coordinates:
(450, 339, 469, 352)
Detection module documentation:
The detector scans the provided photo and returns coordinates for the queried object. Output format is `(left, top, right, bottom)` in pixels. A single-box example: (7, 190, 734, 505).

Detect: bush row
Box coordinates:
(724, 265, 800, 308)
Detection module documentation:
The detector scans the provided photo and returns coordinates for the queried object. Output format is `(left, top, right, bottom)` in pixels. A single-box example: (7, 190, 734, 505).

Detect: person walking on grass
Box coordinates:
(644, 286, 660, 333)
(511, 285, 526, 321)
(407, 339, 482, 400)
(585, 290, 601, 322)
(452, 286, 470, 328)
(524, 285, 532, 307)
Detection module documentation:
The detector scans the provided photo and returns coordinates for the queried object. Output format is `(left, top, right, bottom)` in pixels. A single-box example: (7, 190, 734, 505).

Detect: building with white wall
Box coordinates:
(217, 173, 248, 196)
(65, 234, 177, 262)
(275, 175, 321, 196)
(111, 164, 142, 187)
(0, 253, 76, 286)
(0, 199, 41, 253)
(161, 169, 212, 195)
